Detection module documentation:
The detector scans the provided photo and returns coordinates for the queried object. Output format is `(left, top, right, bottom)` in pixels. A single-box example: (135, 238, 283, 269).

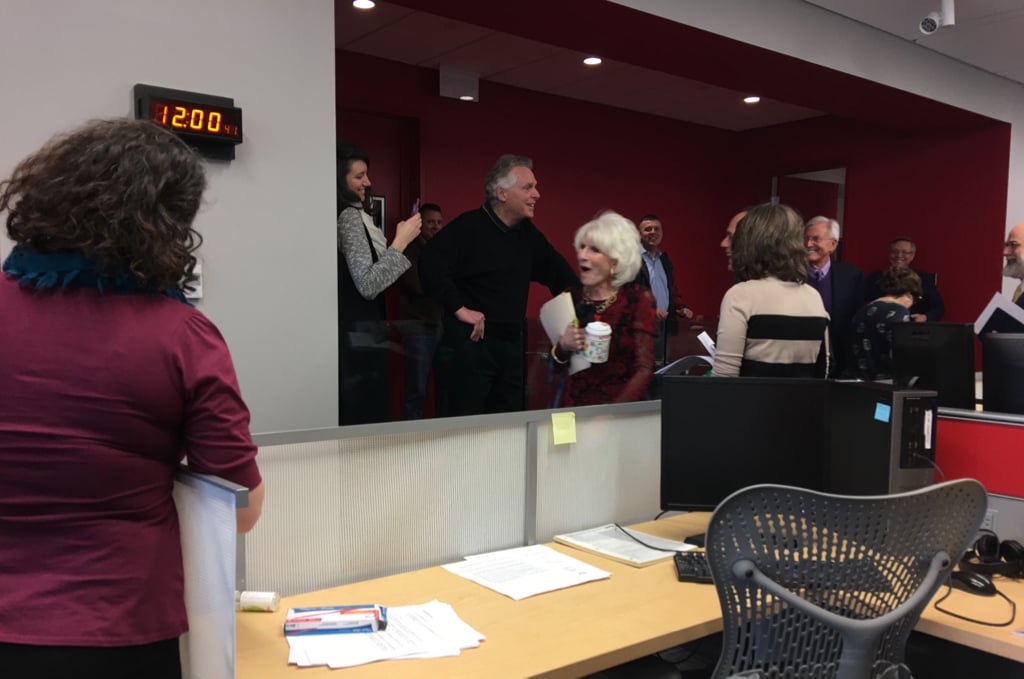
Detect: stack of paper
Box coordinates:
(442, 544, 611, 600)
(286, 600, 484, 669)
(975, 291, 1024, 334)
(554, 523, 694, 567)
(539, 292, 590, 375)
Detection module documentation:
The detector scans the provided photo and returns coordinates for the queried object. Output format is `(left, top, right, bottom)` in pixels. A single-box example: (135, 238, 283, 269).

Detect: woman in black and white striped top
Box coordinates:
(711, 203, 830, 378)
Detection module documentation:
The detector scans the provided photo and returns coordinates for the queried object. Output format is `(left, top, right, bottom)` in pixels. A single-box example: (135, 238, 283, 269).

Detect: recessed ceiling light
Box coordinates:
(583, 56, 602, 66)
(744, 96, 761, 104)
(459, 95, 475, 101)
(353, 0, 375, 9)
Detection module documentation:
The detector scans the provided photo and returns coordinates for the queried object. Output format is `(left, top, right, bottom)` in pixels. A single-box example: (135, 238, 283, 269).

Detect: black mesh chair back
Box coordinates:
(705, 479, 987, 679)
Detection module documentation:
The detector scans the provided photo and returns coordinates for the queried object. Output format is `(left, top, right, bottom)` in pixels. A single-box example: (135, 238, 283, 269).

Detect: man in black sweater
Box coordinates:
(420, 154, 576, 415)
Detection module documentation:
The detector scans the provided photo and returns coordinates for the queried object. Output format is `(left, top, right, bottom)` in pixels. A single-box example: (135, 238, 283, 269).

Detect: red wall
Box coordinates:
(337, 50, 1011, 326)
(936, 417, 1024, 498)
(338, 50, 735, 319)
(730, 118, 1011, 324)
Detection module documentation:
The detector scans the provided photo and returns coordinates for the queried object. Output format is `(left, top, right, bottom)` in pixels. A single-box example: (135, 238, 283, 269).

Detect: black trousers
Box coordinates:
(0, 637, 181, 679)
(339, 322, 391, 426)
(444, 327, 525, 416)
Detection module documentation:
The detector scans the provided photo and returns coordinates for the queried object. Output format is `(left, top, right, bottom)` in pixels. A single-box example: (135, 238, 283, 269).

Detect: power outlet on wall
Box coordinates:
(980, 508, 998, 532)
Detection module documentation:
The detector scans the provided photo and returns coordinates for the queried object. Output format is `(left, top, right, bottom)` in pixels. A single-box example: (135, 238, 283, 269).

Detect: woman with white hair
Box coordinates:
(552, 211, 657, 405)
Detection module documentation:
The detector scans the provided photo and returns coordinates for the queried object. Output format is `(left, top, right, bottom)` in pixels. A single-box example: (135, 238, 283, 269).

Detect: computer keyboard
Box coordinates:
(674, 550, 713, 583)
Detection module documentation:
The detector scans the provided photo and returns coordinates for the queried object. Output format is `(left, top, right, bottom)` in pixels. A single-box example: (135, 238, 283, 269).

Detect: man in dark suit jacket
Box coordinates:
(864, 238, 944, 321)
(804, 216, 864, 378)
(633, 214, 692, 364)
(1004, 222, 1024, 309)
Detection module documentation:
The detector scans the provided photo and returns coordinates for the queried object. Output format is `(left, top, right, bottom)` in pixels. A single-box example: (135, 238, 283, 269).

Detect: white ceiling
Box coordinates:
(335, 1, 823, 131)
(336, 1, 1024, 131)
(804, 0, 1024, 85)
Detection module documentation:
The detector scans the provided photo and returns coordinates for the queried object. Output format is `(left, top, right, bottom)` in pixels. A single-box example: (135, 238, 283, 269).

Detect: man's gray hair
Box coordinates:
(485, 154, 532, 204)
(805, 215, 841, 240)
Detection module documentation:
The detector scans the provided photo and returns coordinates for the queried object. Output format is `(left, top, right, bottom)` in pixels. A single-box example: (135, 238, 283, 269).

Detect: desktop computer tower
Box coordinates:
(827, 382, 938, 495)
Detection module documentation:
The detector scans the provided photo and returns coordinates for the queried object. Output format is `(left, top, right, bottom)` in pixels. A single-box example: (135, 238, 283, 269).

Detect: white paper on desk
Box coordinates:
(539, 292, 590, 375)
(554, 523, 694, 567)
(287, 600, 484, 669)
(443, 544, 611, 600)
(974, 291, 1024, 334)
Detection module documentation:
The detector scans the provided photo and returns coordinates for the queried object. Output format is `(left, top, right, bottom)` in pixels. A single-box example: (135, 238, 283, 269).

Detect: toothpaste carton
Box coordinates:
(283, 604, 388, 636)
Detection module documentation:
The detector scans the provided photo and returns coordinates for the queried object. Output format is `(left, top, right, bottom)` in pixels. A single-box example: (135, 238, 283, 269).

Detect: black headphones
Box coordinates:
(960, 529, 1024, 578)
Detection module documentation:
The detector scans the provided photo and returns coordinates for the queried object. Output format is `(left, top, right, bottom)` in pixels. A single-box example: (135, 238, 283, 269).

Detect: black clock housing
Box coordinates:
(133, 84, 242, 161)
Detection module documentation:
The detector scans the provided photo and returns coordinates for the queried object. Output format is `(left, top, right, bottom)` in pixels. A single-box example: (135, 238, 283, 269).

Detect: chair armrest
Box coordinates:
(730, 551, 951, 638)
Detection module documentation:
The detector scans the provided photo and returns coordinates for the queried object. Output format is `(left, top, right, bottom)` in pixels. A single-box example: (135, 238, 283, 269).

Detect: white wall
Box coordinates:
(5, 0, 1021, 434)
(0, 0, 338, 433)
(612, 0, 1024, 297)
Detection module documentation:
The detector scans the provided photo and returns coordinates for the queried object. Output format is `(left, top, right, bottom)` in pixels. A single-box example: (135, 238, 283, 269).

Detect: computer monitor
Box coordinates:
(891, 322, 976, 410)
(981, 333, 1024, 415)
(660, 376, 828, 512)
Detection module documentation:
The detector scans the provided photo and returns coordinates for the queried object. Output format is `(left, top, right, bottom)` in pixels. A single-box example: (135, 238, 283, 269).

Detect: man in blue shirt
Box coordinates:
(632, 214, 693, 364)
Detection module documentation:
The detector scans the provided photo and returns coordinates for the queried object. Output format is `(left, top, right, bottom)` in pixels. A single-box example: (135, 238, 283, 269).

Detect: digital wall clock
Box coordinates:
(133, 84, 243, 160)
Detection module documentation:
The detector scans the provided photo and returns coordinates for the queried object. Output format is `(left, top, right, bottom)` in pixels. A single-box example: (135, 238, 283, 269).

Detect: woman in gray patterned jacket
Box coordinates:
(337, 141, 421, 425)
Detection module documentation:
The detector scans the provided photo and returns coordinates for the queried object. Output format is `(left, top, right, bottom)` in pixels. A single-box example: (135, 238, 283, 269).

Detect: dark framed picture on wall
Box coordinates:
(371, 195, 385, 231)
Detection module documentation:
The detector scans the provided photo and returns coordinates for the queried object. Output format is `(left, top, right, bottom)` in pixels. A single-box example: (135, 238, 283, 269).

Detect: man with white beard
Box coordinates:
(1004, 222, 1024, 308)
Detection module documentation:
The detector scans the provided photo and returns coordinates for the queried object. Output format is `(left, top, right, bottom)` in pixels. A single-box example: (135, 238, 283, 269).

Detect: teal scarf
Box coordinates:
(2, 245, 190, 305)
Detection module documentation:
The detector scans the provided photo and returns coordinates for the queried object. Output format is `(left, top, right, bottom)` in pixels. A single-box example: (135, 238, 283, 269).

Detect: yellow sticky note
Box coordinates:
(551, 411, 576, 445)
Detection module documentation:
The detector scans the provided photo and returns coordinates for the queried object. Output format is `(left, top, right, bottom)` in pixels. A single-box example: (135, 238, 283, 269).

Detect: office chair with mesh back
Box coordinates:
(705, 479, 987, 679)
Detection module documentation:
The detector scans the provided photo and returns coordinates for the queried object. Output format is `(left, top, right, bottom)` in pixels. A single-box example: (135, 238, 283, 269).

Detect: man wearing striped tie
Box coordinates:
(1004, 222, 1024, 309)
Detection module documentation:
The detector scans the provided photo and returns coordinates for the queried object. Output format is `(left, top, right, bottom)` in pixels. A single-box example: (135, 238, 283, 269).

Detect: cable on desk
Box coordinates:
(932, 579, 1017, 627)
(613, 523, 682, 552)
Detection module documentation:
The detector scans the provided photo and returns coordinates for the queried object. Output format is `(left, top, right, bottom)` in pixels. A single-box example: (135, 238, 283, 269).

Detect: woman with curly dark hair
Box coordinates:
(0, 118, 263, 679)
(711, 203, 830, 377)
(851, 265, 922, 380)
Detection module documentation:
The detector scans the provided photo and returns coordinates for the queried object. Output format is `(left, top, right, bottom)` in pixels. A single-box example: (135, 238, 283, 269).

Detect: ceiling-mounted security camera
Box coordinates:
(919, 0, 956, 36)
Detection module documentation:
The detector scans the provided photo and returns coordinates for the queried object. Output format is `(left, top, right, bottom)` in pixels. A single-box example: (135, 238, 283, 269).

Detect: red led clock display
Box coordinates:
(147, 98, 243, 143)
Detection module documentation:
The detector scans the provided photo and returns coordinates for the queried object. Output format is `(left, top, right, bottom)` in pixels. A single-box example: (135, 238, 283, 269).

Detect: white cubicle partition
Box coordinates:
(246, 403, 663, 597)
(174, 469, 249, 679)
(246, 423, 527, 597)
(533, 410, 663, 542)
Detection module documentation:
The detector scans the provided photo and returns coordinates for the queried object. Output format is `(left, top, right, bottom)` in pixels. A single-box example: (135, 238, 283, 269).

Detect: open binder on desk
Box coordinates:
(554, 523, 695, 568)
(974, 292, 1024, 335)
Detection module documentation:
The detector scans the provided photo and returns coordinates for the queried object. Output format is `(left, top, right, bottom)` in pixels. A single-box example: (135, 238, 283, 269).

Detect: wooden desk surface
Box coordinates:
(236, 513, 720, 678)
(236, 512, 1024, 676)
(917, 576, 1024, 663)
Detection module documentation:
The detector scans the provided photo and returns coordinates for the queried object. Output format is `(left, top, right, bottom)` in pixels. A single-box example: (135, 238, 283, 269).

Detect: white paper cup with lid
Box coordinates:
(583, 321, 612, 363)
